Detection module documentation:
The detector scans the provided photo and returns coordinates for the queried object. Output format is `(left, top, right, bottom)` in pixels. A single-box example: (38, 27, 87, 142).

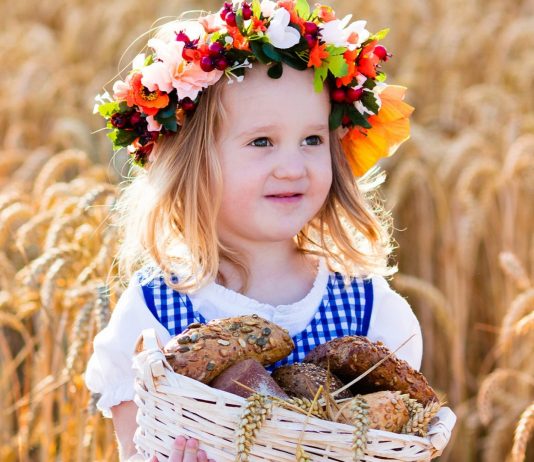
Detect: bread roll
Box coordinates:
(336, 391, 410, 432)
(271, 362, 352, 400)
(304, 336, 438, 405)
(163, 315, 294, 383)
(211, 359, 289, 399)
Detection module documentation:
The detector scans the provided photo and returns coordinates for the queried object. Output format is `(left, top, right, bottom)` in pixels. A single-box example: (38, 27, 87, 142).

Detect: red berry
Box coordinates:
(330, 88, 346, 103)
(200, 56, 215, 72)
(214, 56, 228, 70)
(304, 34, 316, 49)
(111, 113, 128, 128)
(345, 87, 363, 103)
(374, 45, 389, 61)
(304, 22, 318, 35)
(129, 111, 142, 126)
(225, 12, 237, 27)
(181, 98, 196, 112)
(341, 115, 351, 126)
(242, 3, 252, 20)
(208, 42, 224, 56)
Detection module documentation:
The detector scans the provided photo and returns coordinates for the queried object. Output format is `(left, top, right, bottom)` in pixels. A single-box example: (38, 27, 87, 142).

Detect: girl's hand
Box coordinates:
(150, 436, 216, 462)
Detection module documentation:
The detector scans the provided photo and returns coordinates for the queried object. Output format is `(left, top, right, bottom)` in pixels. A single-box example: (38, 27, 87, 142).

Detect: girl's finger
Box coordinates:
(168, 436, 187, 462)
(196, 449, 208, 462)
(183, 437, 199, 462)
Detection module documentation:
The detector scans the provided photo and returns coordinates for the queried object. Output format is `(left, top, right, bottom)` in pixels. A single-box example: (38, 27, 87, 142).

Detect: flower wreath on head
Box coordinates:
(95, 0, 414, 176)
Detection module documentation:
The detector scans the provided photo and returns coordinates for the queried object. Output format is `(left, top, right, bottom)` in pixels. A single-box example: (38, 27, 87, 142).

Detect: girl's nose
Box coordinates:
(272, 150, 306, 180)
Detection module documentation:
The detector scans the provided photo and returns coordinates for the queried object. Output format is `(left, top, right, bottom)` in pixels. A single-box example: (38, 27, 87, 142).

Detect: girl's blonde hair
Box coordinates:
(113, 21, 395, 292)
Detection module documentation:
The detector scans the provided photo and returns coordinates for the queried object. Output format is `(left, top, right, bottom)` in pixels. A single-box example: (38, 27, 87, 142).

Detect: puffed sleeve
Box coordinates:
(367, 275, 423, 371)
(84, 273, 171, 418)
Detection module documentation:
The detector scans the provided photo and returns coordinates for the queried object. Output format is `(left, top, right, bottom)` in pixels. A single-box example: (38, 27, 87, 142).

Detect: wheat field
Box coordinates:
(1, 0, 533, 460)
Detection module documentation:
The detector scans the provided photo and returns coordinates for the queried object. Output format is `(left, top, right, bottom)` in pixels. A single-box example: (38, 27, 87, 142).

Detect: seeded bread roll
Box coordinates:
(336, 391, 410, 432)
(162, 315, 294, 383)
(303, 336, 438, 405)
(271, 362, 353, 400)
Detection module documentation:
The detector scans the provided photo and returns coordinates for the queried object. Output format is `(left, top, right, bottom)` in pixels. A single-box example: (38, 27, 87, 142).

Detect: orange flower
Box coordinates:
(315, 5, 336, 22)
(251, 16, 267, 32)
(357, 40, 380, 78)
(126, 73, 169, 116)
(226, 26, 251, 51)
(340, 85, 414, 176)
(337, 48, 359, 86)
(307, 42, 329, 68)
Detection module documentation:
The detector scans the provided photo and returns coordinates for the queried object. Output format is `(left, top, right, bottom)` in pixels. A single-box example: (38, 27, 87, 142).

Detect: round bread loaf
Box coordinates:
(304, 336, 438, 405)
(162, 315, 294, 383)
(272, 362, 353, 400)
(336, 390, 410, 432)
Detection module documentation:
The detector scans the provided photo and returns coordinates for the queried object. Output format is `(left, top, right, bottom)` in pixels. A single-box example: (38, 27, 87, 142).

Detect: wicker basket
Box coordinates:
(133, 329, 454, 462)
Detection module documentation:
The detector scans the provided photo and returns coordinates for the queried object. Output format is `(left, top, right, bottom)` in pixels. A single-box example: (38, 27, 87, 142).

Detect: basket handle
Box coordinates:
(137, 328, 166, 379)
(427, 406, 457, 452)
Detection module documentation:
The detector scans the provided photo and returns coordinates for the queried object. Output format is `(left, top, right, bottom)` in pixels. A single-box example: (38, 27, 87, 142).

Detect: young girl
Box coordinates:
(85, 1, 423, 460)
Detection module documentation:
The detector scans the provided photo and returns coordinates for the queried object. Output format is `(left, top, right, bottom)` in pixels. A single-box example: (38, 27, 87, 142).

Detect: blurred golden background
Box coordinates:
(1, 0, 533, 460)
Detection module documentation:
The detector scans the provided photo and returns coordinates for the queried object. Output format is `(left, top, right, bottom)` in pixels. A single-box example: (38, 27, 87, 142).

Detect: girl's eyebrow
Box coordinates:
(234, 123, 329, 139)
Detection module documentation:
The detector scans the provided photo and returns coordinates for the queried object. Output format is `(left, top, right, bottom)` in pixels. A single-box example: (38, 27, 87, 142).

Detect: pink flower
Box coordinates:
(146, 115, 162, 132)
(172, 60, 224, 100)
(112, 76, 131, 101)
(199, 13, 226, 33)
(141, 61, 174, 93)
(146, 37, 223, 101)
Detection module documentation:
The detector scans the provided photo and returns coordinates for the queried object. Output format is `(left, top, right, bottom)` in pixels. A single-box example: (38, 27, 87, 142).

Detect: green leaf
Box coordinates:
(375, 71, 387, 82)
(363, 78, 376, 90)
(262, 43, 282, 62)
(160, 116, 178, 132)
(280, 51, 308, 70)
(325, 45, 346, 56)
(236, 9, 245, 31)
(327, 54, 348, 78)
(251, 0, 261, 18)
(361, 90, 380, 115)
(329, 104, 344, 130)
(296, 0, 310, 19)
(250, 40, 270, 64)
(98, 101, 123, 118)
(267, 62, 283, 79)
(369, 28, 389, 41)
(313, 64, 328, 92)
(108, 129, 137, 149)
(348, 107, 371, 128)
(144, 54, 154, 66)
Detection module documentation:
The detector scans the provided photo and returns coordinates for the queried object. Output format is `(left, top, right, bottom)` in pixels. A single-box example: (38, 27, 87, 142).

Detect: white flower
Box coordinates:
(354, 83, 385, 116)
(132, 53, 146, 71)
(319, 14, 370, 49)
(265, 8, 300, 49)
(260, 0, 277, 18)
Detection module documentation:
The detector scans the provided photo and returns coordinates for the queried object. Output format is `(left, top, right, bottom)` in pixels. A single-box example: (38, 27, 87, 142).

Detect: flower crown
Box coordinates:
(95, 0, 414, 176)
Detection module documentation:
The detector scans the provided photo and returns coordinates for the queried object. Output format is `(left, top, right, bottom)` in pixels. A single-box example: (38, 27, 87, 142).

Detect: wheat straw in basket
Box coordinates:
(132, 329, 455, 462)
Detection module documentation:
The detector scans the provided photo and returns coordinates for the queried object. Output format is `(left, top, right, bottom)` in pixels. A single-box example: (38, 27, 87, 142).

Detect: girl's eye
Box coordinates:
(303, 135, 323, 146)
(249, 137, 272, 147)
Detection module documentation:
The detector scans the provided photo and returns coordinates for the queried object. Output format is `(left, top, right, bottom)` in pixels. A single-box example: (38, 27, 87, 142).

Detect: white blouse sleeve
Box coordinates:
(367, 275, 423, 371)
(84, 274, 171, 418)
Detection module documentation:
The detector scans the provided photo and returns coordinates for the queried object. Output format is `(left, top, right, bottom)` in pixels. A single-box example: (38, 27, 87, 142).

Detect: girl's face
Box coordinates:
(216, 65, 333, 247)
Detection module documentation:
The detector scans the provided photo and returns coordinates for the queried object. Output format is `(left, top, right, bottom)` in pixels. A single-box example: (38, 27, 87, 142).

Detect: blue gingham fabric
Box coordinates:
(137, 270, 373, 370)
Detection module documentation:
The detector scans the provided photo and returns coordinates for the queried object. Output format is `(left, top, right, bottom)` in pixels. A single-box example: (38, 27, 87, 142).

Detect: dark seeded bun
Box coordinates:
(272, 362, 353, 400)
(304, 336, 438, 405)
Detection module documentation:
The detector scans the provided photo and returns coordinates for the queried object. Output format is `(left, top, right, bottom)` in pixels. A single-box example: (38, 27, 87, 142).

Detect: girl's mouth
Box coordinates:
(265, 193, 303, 203)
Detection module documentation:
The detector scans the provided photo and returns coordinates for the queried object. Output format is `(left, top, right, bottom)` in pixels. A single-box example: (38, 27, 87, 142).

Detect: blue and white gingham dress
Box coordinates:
(138, 270, 373, 370)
